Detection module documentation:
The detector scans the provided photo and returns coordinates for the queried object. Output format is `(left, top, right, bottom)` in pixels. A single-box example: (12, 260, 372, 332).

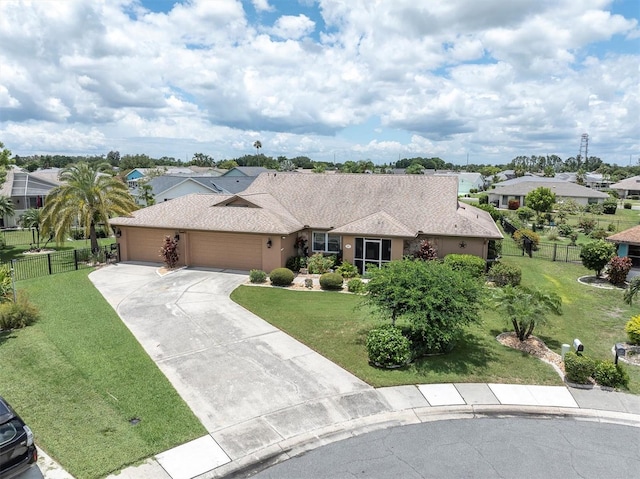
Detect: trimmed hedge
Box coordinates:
(269, 267, 294, 287)
(319, 272, 344, 290)
(366, 325, 411, 368)
(487, 262, 522, 286)
(347, 278, 365, 294)
(444, 254, 486, 278)
(249, 269, 267, 283)
(564, 351, 594, 384)
(593, 360, 629, 388)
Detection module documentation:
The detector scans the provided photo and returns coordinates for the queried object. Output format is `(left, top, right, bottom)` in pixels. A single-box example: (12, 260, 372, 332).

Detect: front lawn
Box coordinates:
(0, 270, 205, 479)
(231, 257, 640, 393)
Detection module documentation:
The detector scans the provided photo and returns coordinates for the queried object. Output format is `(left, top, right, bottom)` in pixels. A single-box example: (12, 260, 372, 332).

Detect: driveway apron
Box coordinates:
(89, 264, 371, 439)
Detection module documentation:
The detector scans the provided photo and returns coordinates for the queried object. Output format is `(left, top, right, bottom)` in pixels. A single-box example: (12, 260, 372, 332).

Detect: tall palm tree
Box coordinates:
(0, 196, 15, 226)
(253, 140, 262, 155)
(19, 208, 43, 248)
(41, 162, 137, 252)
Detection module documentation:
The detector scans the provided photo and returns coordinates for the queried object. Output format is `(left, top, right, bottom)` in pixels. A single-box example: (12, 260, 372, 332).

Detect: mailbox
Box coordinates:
(614, 343, 626, 364)
(573, 338, 584, 353)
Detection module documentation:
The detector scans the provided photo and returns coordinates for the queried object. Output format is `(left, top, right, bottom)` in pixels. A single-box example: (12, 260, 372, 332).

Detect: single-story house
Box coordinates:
(555, 172, 611, 190)
(110, 173, 503, 274)
(134, 175, 257, 205)
(607, 225, 640, 266)
(609, 176, 640, 199)
(488, 179, 610, 208)
(125, 167, 225, 188)
(0, 167, 59, 227)
(221, 166, 273, 177)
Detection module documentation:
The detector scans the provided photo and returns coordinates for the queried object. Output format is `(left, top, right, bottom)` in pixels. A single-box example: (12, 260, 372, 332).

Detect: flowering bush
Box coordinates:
(607, 256, 632, 285)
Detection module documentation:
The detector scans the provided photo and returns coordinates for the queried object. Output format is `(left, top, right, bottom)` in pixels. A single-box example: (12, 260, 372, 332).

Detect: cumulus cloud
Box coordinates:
(0, 0, 637, 164)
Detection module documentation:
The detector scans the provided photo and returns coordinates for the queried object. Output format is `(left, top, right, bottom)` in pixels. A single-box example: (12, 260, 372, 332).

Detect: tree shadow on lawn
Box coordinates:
(410, 332, 500, 376)
(0, 330, 17, 347)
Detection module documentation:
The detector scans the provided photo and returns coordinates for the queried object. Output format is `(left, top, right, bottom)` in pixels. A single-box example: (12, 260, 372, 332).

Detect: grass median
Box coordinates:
(0, 269, 205, 479)
(231, 257, 640, 393)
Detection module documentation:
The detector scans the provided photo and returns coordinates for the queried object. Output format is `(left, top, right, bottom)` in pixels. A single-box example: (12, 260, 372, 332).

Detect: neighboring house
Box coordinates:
(125, 167, 222, 188)
(221, 166, 272, 177)
(0, 167, 59, 227)
(555, 172, 611, 190)
(607, 225, 640, 267)
(434, 172, 483, 196)
(609, 176, 640, 199)
(111, 173, 503, 274)
(135, 175, 257, 205)
(488, 179, 609, 208)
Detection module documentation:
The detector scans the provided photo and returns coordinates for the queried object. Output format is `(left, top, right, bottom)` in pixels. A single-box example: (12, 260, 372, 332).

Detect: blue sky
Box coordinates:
(0, 0, 638, 165)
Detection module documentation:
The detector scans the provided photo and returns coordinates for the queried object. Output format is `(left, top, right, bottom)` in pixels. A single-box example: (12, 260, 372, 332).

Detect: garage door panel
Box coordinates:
(126, 228, 172, 263)
(189, 232, 262, 270)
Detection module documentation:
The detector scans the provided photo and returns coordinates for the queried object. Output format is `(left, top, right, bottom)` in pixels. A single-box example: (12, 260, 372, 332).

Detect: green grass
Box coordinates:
(231, 258, 640, 393)
(0, 237, 115, 262)
(0, 270, 205, 479)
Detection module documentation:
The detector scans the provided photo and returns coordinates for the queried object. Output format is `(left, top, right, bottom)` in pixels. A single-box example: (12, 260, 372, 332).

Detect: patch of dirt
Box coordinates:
(497, 332, 564, 376)
(23, 249, 56, 255)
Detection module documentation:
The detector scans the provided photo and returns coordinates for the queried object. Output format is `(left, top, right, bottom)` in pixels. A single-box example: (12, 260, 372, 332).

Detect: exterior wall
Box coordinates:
(404, 235, 487, 259)
(341, 235, 355, 263)
(278, 234, 298, 271)
(616, 243, 629, 257)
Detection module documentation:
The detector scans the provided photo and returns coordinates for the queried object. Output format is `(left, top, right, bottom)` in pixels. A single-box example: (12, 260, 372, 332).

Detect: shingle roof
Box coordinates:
(610, 175, 640, 190)
(0, 168, 59, 197)
(112, 173, 503, 239)
(491, 180, 609, 198)
(607, 225, 640, 246)
(147, 175, 256, 196)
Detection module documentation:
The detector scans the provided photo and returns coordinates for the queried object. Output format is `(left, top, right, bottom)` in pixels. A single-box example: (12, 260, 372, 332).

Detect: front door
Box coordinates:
(354, 237, 391, 274)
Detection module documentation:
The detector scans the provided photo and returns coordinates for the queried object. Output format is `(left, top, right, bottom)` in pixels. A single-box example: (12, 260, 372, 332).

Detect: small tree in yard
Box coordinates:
(525, 187, 556, 223)
(491, 285, 562, 341)
(413, 239, 437, 261)
(364, 259, 482, 353)
(160, 235, 179, 269)
(579, 240, 616, 277)
(607, 256, 632, 285)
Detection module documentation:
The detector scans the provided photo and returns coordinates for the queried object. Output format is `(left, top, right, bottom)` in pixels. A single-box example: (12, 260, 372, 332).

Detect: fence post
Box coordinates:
(47, 252, 52, 275)
(552, 243, 557, 262)
(74, 249, 78, 270)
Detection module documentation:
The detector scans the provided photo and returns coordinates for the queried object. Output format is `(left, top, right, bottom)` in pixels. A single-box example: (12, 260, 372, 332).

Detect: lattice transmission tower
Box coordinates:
(577, 133, 588, 169)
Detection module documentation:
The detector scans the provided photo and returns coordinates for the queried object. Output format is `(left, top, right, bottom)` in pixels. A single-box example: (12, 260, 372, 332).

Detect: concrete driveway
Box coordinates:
(89, 264, 375, 459)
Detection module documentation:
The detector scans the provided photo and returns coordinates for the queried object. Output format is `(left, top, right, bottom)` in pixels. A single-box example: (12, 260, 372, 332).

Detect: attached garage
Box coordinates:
(188, 231, 262, 270)
(123, 227, 174, 264)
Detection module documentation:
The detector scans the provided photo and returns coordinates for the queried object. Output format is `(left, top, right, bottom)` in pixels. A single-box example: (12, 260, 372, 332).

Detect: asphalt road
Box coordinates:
(250, 417, 640, 479)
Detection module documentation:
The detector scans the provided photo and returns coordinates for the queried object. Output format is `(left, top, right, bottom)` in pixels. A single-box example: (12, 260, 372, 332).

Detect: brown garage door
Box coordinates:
(126, 227, 172, 263)
(189, 232, 262, 270)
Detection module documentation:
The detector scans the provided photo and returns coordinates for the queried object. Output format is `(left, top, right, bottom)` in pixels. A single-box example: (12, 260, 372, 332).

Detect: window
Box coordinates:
(354, 237, 392, 274)
(312, 232, 341, 252)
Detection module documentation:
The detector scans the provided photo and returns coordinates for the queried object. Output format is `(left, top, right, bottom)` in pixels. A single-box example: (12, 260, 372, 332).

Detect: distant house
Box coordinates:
(555, 172, 611, 190)
(0, 167, 59, 227)
(609, 176, 640, 199)
(135, 175, 257, 205)
(125, 167, 224, 188)
(221, 166, 272, 177)
(488, 178, 609, 208)
(607, 225, 640, 267)
(111, 173, 502, 274)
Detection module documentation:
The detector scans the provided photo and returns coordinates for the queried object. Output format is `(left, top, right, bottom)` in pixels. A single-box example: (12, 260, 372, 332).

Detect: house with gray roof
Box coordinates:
(609, 176, 640, 199)
(135, 175, 257, 205)
(488, 179, 609, 209)
(111, 173, 502, 274)
(221, 166, 273, 177)
(0, 167, 59, 227)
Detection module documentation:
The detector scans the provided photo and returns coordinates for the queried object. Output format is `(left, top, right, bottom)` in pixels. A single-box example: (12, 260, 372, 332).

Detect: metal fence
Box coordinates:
(1, 244, 120, 281)
(0, 228, 39, 247)
(501, 239, 582, 263)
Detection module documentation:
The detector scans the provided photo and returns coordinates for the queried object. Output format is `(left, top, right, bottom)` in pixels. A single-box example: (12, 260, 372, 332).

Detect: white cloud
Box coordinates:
(269, 15, 315, 40)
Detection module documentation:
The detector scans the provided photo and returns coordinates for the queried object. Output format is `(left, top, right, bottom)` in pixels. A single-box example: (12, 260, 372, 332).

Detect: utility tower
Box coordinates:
(577, 133, 588, 169)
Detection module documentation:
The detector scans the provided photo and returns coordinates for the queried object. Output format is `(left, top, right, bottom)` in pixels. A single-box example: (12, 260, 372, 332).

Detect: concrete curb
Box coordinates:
(203, 405, 640, 479)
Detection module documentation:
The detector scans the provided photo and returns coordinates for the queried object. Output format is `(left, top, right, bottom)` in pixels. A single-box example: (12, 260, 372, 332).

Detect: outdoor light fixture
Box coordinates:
(267, 238, 272, 248)
(115, 228, 122, 238)
(174, 234, 180, 242)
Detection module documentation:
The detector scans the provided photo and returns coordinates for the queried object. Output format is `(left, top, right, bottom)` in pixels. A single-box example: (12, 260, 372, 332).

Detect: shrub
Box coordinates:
(249, 269, 267, 284)
(443, 254, 486, 279)
(508, 199, 520, 210)
(516, 206, 535, 222)
(586, 203, 604, 215)
(607, 256, 632, 285)
(569, 232, 578, 245)
(285, 256, 305, 272)
(564, 351, 595, 384)
(478, 193, 488, 205)
(366, 325, 411, 368)
(607, 223, 617, 232)
(0, 266, 12, 300)
(578, 217, 597, 234)
(0, 293, 40, 330)
(487, 261, 522, 286)
(513, 228, 540, 250)
(159, 235, 179, 268)
(580, 240, 616, 277)
(319, 272, 344, 290)
(269, 267, 294, 286)
(624, 202, 632, 209)
(602, 199, 617, 215)
(335, 261, 358, 279)
(625, 315, 640, 345)
(557, 223, 574, 237)
(307, 253, 335, 274)
(589, 228, 609, 240)
(487, 240, 502, 260)
(347, 278, 365, 294)
(413, 239, 438, 261)
(546, 231, 559, 241)
(304, 278, 313, 289)
(593, 360, 629, 388)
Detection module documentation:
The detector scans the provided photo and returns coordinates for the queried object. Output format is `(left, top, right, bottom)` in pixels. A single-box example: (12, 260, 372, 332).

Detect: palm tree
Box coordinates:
(253, 140, 262, 155)
(41, 162, 137, 252)
(491, 285, 562, 341)
(624, 276, 640, 305)
(0, 196, 14, 226)
(19, 208, 43, 248)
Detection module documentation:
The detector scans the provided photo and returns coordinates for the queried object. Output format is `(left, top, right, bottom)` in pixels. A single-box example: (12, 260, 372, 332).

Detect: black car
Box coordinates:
(0, 396, 37, 478)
